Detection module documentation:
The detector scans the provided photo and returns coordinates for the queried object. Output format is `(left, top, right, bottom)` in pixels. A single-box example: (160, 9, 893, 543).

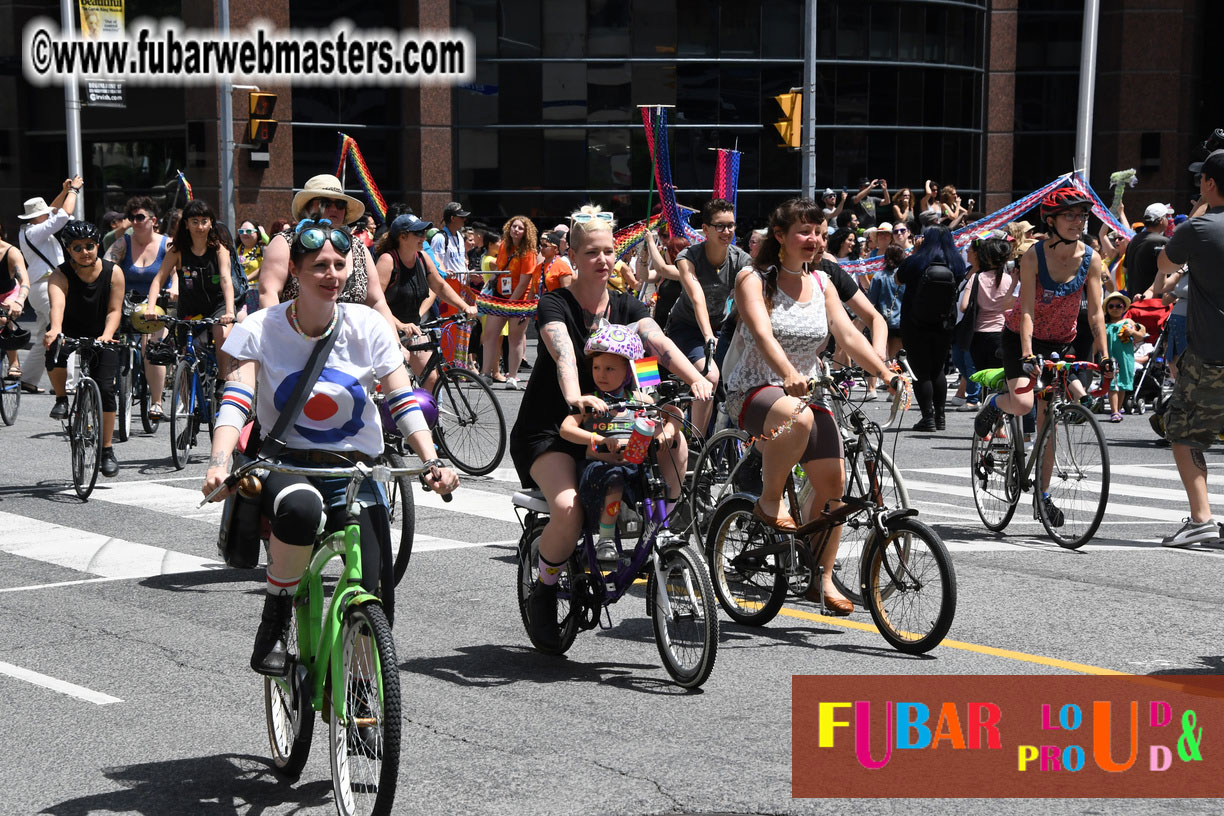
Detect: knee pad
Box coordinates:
(271, 483, 325, 545)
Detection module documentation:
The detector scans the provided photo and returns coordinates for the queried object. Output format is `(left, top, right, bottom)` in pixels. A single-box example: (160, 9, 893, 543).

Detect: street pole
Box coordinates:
(801, 0, 817, 199)
(1074, 0, 1100, 181)
(60, 0, 85, 217)
(218, 0, 235, 230)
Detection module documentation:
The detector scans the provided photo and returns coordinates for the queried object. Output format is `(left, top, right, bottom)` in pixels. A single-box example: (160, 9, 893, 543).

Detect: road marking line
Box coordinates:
(0, 575, 151, 593)
(0, 660, 123, 705)
(901, 479, 1188, 523)
(912, 466, 1224, 506)
(772, 607, 1125, 675)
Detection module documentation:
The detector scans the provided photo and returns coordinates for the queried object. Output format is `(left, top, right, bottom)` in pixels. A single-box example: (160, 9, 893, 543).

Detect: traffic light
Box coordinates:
(773, 91, 802, 149)
(247, 92, 278, 160)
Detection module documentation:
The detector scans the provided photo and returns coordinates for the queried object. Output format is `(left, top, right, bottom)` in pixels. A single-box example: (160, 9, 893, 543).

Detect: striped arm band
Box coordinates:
(215, 382, 255, 431)
(386, 386, 428, 438)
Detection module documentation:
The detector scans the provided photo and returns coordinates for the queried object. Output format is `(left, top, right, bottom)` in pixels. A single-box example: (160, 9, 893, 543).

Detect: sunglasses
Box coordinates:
(1107, 303, 1127, 309)
(69, 242, 97, 253)
(130, 213, 149, 223)
(709, 222, 736, 233)
(237, 228, 257, 235)
(310, 197, 348, 211)
(893, 228, 908, 234)
(294, 219, 352, 253)
(571, 212, 614, 225)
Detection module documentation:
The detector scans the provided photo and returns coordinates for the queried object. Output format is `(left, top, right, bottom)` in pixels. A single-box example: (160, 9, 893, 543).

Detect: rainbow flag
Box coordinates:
(176, 170, 193, 203)
(634, 357, 661, 388)
(335, 133, 388, 225)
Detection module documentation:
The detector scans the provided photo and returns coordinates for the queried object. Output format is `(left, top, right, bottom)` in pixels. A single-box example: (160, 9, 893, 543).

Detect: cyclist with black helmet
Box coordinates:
(44, 220, 126, 476)
(974, 187, 1112, 521)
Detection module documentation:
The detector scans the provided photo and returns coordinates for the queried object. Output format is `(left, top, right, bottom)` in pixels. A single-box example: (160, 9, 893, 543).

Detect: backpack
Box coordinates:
(908, 262, 958, 331)
(228, 246, 250, 302)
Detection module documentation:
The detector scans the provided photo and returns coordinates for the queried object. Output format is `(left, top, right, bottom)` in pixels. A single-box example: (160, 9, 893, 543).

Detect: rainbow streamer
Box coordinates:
(713, 148, 742, 209)
(175, 170, 193, 203)
(334, 133, 388, 225)
(633, 357, 661, 388)
(475, 293, 537, 318)
(612, 207, 698, 260)
(640, 107, 703, 245)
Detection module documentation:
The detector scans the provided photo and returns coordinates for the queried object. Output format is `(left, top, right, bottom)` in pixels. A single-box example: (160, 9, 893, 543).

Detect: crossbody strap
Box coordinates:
(21, 227, 58, 279)
(260, 304, 345, 458)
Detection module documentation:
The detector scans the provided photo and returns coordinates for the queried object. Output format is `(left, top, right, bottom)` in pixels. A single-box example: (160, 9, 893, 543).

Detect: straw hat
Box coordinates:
(290, 175, 365, 224)
(1104, 291, 1132, 312)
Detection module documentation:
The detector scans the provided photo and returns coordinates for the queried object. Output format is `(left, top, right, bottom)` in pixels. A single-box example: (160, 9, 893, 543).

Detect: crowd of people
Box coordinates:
(3, 151, 1223, 663)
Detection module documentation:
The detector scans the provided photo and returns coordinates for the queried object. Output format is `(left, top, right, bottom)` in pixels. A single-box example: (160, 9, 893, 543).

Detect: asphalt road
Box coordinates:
(1, 359, 1222, 815)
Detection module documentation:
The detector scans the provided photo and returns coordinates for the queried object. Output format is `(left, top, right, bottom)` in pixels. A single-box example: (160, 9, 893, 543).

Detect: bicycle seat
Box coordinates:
(512, 489, 549, 514)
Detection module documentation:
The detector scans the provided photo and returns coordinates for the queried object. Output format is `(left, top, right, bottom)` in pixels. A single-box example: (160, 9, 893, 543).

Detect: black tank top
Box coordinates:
(0, 248, 15, 293)
(384, 251, 430, 324)
(178, 245, 224, 317)
(60, 259, 115, 338)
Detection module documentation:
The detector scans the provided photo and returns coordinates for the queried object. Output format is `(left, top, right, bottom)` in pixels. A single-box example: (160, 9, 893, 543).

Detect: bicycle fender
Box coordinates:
(882, 507, 919, 530)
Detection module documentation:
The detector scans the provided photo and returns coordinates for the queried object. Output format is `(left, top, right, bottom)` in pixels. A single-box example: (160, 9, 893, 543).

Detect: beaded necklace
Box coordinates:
(289, 300, 338, 340)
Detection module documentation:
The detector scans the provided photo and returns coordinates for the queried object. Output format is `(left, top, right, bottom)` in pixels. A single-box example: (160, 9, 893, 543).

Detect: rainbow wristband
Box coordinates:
(386, 386, 428, 437)
(215, 382, 254, 431)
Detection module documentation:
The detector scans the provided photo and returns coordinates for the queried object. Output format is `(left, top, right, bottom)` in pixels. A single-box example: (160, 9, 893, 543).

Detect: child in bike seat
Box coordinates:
(560, 321, 679, 562)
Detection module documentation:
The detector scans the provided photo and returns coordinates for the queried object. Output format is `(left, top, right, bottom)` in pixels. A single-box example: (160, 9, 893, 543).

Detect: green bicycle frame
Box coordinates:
(290, 518, 383, 725)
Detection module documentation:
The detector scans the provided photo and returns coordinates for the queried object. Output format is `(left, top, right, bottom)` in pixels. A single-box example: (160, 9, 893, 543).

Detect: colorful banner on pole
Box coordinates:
(640, 106, 703, 245)
(335, 133, 388, 225)
(713, 148, 742, 210)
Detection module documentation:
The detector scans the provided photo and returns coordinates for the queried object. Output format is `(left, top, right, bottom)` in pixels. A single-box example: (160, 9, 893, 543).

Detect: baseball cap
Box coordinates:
(1143, 203, 1173, 222)
(390, 214, 433, 238)
(102, 210, 125, 226)
(1191, 150, 1224, 184)
(442, 201, 470, 219)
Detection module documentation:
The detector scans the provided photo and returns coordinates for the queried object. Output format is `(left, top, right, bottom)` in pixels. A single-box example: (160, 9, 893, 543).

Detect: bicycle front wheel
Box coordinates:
(329, 602, 401, 816)
(169, 361, 196, 470)
(861, 517, 956, 654)
(432, 368, 507, 476)
(382, 450, 416, 585)
(705, 496, 787, 626)
(825, 446, 909, 604)
(265, 611, 314, 778)
(650, 543, 719, 688)
(71, 379, 104, 500)
(0, 376, 19, 426)
(114, 365, 131, 443)
(135, 359, 157, 434)
(970, 414, 1021, 532)
(1035, 402, 1109, 549)
(688, 428, 752, 539)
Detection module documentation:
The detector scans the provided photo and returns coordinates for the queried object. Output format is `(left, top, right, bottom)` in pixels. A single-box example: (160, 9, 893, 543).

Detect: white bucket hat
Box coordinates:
(18, 197, 54, 220)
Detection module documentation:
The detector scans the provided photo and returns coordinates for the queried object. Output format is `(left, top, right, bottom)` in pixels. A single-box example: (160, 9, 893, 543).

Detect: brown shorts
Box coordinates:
(1163, 348, 1224, 450)
(739, 385, 843, 463)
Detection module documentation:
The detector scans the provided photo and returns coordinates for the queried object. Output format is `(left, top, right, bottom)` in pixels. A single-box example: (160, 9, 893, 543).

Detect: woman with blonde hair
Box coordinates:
(481, 215, 539, 389)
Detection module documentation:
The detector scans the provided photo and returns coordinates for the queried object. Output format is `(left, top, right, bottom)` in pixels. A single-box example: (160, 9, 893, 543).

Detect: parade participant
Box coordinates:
(724, 197, 901, 615)
(235, 219, 266, 313)
(18, 177, 81, 394)
(44, 221, 125, 476)
(512, 205, 712, 649)
(107, 195, 171, 418)
(0, 224, 31, 378)
(202, 219, 458, 675)
(975, 188, 1112, 525)
(482, 215, 539, 389)
(539, 231, 574, 293)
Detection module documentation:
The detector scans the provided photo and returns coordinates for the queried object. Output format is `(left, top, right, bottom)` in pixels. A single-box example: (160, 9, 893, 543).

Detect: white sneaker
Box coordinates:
(1161, 518, 1220, 548)
(948, 396, 966, 407)
(956, 401, 980, 412)
(505, 377, 521, 390)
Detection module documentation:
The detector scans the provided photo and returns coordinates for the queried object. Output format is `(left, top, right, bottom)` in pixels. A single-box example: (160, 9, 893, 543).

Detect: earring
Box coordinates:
(778, 245, 787, 266)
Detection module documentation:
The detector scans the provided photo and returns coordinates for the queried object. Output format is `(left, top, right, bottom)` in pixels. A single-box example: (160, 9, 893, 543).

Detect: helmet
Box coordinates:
(129, 302, 166, 334)
(145, 339, 177, 366)
(378, 387, 437, 435)
(1039, 188, 1093, 220)
(0, 324, 31, 351)
(584, 320, 644, 389)
(58, 220, 103, 247)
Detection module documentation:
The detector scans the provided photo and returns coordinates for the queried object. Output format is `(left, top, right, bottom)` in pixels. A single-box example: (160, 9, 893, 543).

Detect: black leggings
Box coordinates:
(261, 471, 397, 624)
(901, 325, 953, 418)
(970, 330, 1003, 372)
(47, 343, 119, 412)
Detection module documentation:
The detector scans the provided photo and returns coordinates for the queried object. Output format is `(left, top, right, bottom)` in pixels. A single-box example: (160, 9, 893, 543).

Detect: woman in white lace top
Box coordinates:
(725, 198, 901, 614)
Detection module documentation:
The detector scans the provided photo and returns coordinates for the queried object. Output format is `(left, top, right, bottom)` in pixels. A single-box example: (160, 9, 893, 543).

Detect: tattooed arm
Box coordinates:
(201, 357, 260, 500)
(637, 316, 714, 400)
(539, 320, 598, 413)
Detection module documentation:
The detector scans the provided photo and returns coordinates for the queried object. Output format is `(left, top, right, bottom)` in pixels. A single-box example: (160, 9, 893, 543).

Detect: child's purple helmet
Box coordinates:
(584, 320, 643, 388)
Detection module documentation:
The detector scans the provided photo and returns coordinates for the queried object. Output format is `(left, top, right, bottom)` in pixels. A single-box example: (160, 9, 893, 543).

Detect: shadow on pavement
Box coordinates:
(40, 753, 332, 816)
(140, 567, 265, 594)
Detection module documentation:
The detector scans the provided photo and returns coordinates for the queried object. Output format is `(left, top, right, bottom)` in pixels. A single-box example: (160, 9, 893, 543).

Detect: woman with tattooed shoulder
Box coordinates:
(510, 204, 713, 650)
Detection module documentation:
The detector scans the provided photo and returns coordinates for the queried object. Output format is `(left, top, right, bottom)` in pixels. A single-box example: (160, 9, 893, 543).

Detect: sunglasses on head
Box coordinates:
(293, 218, 351, 253)
(571, 212, 614, 225)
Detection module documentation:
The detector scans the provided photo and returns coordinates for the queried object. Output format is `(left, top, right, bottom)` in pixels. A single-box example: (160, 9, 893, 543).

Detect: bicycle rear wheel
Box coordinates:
(970, 413, 1021, 532)
(688, 428, 752, 538)
(265, 611, 314, 778)
(649, 543, 719, 688)
(136, 359, 157, 434)
(432, 368, 507, 476)
(169, 361, 196, 470)
(861, 517, 956, 654)
(115, 365, 131, 443)
(823, 446, 909, 604)
(381, 450, 416, 585)
(516, 520, 581, 655)
(705, 496, 787, 626)
(1035, 402, 1109, 549)
(71, 379, 104, 500)
(329, 602, 401, 816)
(0, 377, 19, 426)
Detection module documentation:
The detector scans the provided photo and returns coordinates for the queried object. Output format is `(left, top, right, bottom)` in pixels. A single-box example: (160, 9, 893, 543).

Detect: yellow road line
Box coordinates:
(773, 605, 1126, 676)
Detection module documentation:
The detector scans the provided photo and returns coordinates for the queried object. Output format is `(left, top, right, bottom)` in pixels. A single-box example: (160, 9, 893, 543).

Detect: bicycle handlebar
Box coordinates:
(1013, 355, 1112, 397)
(150, 314, 226, 329)
(199, 457, 451, 506)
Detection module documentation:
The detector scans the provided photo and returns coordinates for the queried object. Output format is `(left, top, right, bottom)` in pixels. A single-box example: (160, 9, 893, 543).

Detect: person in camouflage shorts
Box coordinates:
(1155, 149, 1224, 547)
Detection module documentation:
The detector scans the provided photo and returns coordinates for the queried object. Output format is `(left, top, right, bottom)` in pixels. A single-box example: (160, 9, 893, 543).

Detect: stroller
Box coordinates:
(1123, 297, 1172, 416)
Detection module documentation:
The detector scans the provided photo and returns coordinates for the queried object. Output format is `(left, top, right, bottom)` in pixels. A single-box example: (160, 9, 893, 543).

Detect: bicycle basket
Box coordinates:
(146, 339, 177, 366)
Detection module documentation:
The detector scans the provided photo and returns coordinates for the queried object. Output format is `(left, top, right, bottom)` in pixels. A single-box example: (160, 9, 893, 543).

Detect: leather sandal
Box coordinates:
(752, 501, 798, 533)
(805, 584, 854, 616)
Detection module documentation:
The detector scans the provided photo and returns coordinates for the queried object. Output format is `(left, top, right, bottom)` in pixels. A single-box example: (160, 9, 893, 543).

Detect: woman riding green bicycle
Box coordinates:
(201, 219, 459, 677)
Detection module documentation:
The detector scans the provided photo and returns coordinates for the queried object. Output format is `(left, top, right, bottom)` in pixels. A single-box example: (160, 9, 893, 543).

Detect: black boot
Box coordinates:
(912, 414, 937, 432)
(934, 409, 946, 431)
(251, 594, 293, 676)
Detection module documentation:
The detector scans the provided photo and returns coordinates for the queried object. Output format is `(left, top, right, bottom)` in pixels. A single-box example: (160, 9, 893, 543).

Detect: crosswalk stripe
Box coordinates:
(910, 466, 1224, 506)
(901, 478, 1188, 523)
